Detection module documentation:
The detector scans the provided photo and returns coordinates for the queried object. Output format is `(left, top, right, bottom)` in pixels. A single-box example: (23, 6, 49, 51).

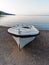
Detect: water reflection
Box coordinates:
(0, 15, 49, 30)
(0, 15, 5, 19)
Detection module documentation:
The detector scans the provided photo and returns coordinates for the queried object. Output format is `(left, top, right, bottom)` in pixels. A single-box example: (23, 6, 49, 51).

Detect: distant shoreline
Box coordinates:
(0, 14, 49, 16)
(0, 11, 15, 16)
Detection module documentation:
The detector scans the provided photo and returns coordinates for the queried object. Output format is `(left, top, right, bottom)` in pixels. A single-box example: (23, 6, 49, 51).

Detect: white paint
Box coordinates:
(13, 36, 35, 49)
(8, 25, 39, 49)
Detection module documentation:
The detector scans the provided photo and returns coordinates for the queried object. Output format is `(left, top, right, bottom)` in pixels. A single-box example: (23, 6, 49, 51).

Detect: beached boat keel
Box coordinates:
(12, 36, 35, 49)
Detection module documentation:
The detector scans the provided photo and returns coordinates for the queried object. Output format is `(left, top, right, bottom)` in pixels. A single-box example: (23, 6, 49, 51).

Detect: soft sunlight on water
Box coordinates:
(0, 15, 49, 30)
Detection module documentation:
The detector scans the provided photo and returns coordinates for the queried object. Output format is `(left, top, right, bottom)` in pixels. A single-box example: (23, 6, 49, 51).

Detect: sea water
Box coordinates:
(0, 15, 49, 30)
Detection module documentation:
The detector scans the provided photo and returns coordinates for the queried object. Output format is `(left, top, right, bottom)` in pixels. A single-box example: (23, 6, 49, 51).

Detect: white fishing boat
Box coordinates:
(8, 24, 39, 49)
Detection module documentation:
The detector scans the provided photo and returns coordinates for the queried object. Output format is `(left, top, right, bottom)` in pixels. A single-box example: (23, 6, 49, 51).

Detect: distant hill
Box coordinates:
(0, 11, 15, 15)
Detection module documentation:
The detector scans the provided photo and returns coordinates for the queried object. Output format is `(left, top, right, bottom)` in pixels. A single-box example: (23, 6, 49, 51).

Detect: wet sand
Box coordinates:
(0, 26, 49, 65)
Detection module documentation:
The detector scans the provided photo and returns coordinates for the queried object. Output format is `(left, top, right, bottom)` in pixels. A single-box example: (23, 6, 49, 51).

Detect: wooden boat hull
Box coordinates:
(12, 36, 35, 49)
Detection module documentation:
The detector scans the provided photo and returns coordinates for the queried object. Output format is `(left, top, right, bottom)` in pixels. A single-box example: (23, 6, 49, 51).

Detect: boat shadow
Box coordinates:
(22, 31, 49, 58)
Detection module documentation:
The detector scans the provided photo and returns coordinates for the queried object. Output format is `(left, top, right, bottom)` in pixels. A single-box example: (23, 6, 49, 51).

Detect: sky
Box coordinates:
(0, 0, 49, 15)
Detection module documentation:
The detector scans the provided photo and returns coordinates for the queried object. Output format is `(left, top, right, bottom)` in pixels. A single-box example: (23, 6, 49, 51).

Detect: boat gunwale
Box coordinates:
(8, 32, 40, 38)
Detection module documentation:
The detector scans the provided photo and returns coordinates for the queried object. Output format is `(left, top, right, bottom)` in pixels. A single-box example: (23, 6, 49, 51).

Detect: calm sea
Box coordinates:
(0, 15, 49, 30)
